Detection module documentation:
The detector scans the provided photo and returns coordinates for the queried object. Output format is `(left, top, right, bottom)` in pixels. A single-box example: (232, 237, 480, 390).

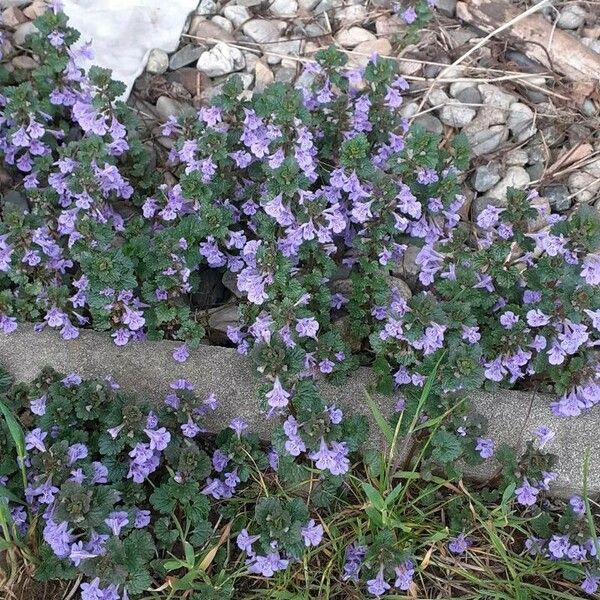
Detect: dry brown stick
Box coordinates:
(456, 0, 600, 83)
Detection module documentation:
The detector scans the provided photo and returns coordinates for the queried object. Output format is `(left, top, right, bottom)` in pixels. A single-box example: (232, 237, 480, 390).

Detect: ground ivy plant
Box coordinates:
(1, 4, 600, 598)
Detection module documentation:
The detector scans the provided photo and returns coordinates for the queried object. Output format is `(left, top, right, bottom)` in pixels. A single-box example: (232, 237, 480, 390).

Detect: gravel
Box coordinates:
(146, 48, 169, 74)
(197, 42, 245, 77)
(556, 4, 587, 29)
(488, 166, 530, 200)
(543, 184, 571, 212)
(478, 84, 516, 110)
(222, 4, 251, 27)
(435, 0, 457, 17)
(189, 17, 234, 43)
(242, 19, 286, 43)
(507, 103, 536, 142)
(467, 126, 508, 156)
(335, 26, 376, 47)
(155, 96, 196, 120)
(439, 101, 476, 128)
(169, 44, 204, 70)
(13, 20, 37, 45)
(455, 86, 482, 105)
(414, 114, 444, 134)
(472, 164, 501, 192)
(269, 0, 298, 16)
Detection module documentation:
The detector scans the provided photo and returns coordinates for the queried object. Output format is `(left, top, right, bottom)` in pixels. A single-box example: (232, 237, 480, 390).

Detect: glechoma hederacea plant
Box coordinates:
(0, 3, 600, 597)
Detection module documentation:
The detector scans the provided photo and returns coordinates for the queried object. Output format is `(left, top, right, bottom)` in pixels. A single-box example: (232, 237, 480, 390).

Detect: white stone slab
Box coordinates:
(63, 0, 198, 98)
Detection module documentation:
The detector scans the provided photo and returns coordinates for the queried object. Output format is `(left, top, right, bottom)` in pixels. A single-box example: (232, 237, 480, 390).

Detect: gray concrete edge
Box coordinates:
(0, 326, 597, 498)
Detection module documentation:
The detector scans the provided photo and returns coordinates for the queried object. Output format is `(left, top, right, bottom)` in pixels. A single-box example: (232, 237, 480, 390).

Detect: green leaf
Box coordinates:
(184, 540, 195, 567)
(385, 482, 403, 507)
(364, 390, 394, 445)
(431, 430, 462, 464)
(361, 482, 385, 510)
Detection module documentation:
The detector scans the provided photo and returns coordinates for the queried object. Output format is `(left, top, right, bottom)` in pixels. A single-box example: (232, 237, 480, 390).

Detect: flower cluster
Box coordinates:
(2, 5, 600, 598)
(0, 368, 269, 597)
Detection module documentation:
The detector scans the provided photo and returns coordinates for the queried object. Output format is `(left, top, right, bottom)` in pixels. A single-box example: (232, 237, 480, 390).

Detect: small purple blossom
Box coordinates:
(448, 533, 471, 554)
(230, 417, 248, 437)
(475, 437, 494, 459)
(104, 511, 129, 537)
(172, 344, 189, 363)
(367, 566, 390, 597)
(301, 519, 324, 547)
(515, 479, 539, 506)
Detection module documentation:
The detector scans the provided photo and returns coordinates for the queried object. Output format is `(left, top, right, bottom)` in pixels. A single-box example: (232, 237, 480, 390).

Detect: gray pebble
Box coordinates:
(557, 4, 586, 29)
(146, 48, 169, 74)
(439, 101, 476, 128)
(456, 87, 482, 105)
(467, 126, 508, 156)
(435, 0, 457, 17)
(414, 114, 444, 135)
(472, 164, 501, 192)
(169, 44, 204, 70)
(543, 184, 571, 212)
(526, 162, 544, 181)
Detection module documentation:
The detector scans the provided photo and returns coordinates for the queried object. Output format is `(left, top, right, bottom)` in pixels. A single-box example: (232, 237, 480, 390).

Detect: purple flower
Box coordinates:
(394, 560, 415, 590)
(484, 358, 506, 382)
(247, 552, 289, 577)
(499, 311, 519, 329)
(367, 566, 390, 597)
(301, 519, 324, 547)
(30, 395, 47, 416)
(448, 532, 470, 554)
(43, 519, 73, 558)
(326, 404, 343, 424)
(526, 309, 550, 327)
(343, 542, 366, 582)
(92, 462, 108, 484)
(105, 511, 129, 537)
(69, 541, 97, 566)
(80, 578, 104, 600)
(475, 437, 494, 459)
(25, 428, 47, 452)
(134, 509, 151, 528)
(0, 315, 17, 334)
(548, 534, 569, 559)
(62, 373, 82, 387)
(319, 359, 335, 373)
(476, 205, 503, 229)
(582, 309, 600, 335)
(266, 377, 291, 409)
(400, 6, 417, 23)
(570, 495, 585, 517)
(35, 479, 59, 504)
(181, 418, 201, 438)
(173, 344, 189, 363)
(67, 443, 88, 465)
(144, 427, 171, 451)
(461, 325, 481, 343)
(581, 254, 600, 285)
(534, 426, 554, 447)
(212, 449, 229, 472)
(230, 418, 248, 437)
(582, 572, 599, 594)
(515, 479, 539, 506)
(523, 290, 542, 304)
(295, 317, 319, 339)
(237, 528, 260, 554)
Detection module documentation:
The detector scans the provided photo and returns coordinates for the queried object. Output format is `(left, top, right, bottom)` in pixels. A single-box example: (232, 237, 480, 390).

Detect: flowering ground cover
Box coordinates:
(1, 4, 600, 599)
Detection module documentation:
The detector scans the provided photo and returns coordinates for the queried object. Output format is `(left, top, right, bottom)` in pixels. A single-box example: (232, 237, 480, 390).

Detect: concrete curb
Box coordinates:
(1, 326, 597, 497)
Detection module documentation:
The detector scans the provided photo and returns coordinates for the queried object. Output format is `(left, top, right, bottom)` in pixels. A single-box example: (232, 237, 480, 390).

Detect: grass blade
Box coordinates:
(0, 398, 27, 490)
(364, 389, 394, 446)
